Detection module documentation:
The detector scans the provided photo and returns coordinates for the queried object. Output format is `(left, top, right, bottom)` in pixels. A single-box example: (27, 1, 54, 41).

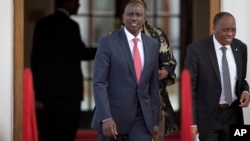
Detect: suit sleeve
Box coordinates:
(150, 41, 161, 126)
(240, 42, 249, 92)
(69, 22, 96, 61)
(30, 21, 44, 100)
(92, 37, 112, 123)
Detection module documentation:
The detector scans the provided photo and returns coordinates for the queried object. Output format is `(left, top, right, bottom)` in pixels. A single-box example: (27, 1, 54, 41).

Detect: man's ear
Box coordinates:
(144, 13, 147, 23)
(122, 14, 124, 24)
(212, 25, 216, 33)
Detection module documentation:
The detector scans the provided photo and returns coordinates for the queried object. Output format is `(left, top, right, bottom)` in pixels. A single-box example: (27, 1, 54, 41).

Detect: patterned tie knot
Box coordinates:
(221, 46, 227, 54)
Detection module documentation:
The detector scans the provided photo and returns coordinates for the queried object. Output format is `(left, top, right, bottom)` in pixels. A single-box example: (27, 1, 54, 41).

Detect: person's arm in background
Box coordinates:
(156, 27, 176, 84)
(143, 22, 179, 138)
(69, 22, 97, 61)
(143, 23, 177, 83)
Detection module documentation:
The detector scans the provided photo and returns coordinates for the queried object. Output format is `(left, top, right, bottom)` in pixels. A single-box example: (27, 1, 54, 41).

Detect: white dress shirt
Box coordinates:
(213, 35, 238, 104)
(124, 27, 144, 69)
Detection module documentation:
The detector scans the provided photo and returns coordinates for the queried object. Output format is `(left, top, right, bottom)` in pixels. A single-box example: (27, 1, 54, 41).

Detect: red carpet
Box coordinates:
(75, 130, 180, 141)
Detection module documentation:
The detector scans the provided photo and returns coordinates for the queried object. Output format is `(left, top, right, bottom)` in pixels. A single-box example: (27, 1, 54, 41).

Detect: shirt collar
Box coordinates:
(124, 27, 142, 42)
(57, 8, 70, 16)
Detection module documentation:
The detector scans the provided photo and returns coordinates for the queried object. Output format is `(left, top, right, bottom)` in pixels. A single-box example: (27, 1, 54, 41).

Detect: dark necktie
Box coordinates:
(133, 38, 142, 83)
(221, 47, 232, 105)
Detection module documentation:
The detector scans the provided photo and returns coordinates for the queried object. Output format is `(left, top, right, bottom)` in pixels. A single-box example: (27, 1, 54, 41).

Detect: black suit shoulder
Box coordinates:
(185, 36, 213, 58)
(142, 32, 159, 42)
(232, 38, 247, 49)
(35, 11, 79, 31)
(188, 36, 211, 49)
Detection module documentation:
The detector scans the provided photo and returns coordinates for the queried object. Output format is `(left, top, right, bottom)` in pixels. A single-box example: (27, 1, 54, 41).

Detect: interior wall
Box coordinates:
(24, 0, 54, 67)
(0, 0, 13, 141)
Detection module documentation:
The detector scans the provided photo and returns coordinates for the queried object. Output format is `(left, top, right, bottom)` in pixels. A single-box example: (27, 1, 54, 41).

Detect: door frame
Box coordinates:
(14, 0, 24, 140)
(13, 0, 220, 140)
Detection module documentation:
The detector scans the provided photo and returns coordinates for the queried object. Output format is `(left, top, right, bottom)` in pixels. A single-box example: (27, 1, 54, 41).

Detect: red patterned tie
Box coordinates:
(133, 38, 142, 83)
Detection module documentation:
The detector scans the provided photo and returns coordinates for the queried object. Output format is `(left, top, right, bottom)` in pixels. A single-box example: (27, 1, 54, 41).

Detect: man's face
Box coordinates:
(213, 15, 236, 46)
(67, 0, 80, 15)
(122, 2, 146, 36)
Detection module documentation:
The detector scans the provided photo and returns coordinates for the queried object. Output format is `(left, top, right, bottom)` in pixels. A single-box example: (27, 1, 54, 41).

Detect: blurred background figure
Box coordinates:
(30, 0, 96, 141)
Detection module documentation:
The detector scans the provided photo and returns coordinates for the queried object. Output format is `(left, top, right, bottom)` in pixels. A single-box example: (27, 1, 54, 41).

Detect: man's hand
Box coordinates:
(191, 125, 198, 141)
(239, 91, 250, 107)
(152, 126, 159, 141)
(158, 69, 169, 80)
(102, 118, 118, 140)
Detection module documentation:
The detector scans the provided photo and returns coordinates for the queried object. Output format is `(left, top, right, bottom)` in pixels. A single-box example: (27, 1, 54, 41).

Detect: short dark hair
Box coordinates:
(55, 0, 72, 7)
(213, 12, 234, 25)
(55, 0, 65, 6)
(122, 0, 146, 13)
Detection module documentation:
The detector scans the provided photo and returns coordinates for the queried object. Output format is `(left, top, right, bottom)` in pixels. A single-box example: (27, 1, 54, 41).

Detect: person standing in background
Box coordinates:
(31, 0, 96, 141)
(184, 12, 250, 141)
(90, 1, 160, 141)
(143, 19, 179, 141)
(140, 2, 178, 140)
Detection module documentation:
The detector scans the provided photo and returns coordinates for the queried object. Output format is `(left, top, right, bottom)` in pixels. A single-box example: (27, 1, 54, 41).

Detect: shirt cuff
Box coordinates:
(102, 118, 112, 123)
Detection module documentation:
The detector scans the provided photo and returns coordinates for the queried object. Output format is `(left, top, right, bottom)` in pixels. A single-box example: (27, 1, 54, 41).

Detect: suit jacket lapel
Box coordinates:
(117, 28, 138, 83)
(231, 41, 241, 80)
(139, 34, 150, 84)
(207, 36, 221, 82)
